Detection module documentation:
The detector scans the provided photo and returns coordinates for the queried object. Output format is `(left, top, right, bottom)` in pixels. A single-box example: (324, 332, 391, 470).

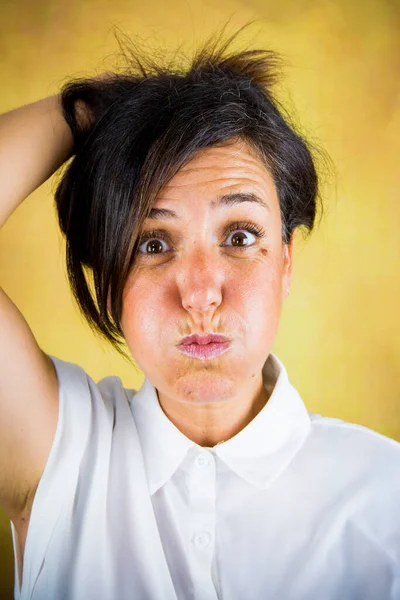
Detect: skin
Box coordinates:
(121, 138, 294, 447)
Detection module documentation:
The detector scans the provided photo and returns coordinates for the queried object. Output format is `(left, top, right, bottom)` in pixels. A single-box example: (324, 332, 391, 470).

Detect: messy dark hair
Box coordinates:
(55, 22, 321, 358)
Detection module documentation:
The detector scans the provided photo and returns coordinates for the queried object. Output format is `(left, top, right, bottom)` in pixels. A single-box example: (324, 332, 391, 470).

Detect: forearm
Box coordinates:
(0, 94, 74, 229)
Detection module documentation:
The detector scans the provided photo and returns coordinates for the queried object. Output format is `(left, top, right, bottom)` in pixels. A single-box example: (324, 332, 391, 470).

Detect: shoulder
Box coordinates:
(304, 412, 400, 498)
(303, 414, 400, 565)
(36, 356, 141, 489)
(308, 412, 400, 458)
(49, 354, 133, 403)
(47, 355, 138, 437)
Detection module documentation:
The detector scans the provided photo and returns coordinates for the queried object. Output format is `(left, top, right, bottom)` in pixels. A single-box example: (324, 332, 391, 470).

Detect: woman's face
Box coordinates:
(121, 138, 293, 405)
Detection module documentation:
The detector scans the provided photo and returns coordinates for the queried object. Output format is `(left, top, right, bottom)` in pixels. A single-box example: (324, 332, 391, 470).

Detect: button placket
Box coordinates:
(188, 452, 216, 553)
(185, 448, 218, 599)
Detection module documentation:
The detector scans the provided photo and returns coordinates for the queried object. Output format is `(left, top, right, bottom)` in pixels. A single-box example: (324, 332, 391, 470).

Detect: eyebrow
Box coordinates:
(147, 192, 269, 220)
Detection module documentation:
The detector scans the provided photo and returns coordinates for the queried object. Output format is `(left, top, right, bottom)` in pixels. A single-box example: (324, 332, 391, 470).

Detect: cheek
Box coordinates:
(234, 268, 284, 360)
(228, 257, 284, 316)
(121, 279, 166, 359)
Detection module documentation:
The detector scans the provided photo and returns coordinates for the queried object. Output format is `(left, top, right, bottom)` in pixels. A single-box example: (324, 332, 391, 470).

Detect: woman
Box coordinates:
(0, 27, 399, 600)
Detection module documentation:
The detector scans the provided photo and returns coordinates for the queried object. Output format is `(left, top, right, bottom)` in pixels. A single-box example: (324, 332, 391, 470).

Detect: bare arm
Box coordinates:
(0, 94, 74, 518)
(0, 94, 73, 228)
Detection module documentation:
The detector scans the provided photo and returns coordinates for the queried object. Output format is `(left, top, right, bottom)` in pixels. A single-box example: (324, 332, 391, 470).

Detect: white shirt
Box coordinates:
(10, 353, 400, 600)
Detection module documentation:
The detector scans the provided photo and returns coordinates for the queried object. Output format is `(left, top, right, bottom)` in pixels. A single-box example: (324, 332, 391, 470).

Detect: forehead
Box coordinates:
(155, 138, 278, 209)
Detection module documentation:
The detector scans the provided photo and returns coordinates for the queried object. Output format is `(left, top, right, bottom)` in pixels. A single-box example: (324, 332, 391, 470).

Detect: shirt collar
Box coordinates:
(129, 353, 310, 494)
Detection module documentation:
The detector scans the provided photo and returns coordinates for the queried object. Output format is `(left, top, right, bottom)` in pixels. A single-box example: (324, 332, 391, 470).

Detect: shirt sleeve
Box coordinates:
(14, 355, 119, 599)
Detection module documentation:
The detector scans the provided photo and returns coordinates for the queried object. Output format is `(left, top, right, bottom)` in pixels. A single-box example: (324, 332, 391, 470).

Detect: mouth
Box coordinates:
(177, 334, 231, 361)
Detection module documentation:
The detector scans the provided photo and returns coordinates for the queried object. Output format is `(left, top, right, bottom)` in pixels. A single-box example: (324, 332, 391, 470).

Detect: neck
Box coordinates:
(157, 374, 270, 447)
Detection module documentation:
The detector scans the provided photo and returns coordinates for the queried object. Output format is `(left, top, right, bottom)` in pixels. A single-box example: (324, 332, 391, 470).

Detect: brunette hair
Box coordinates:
(55, 22, 321, 357)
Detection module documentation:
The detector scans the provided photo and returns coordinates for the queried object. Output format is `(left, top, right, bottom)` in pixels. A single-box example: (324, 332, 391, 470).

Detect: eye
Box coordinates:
(222, 222, 265, 249)
(223, 231, 255, 248)
(137, 231, 171, 255)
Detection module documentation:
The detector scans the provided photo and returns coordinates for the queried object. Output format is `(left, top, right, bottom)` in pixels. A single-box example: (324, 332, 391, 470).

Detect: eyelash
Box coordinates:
(137, 221, 266, 255)
(225, 221, 266, 241)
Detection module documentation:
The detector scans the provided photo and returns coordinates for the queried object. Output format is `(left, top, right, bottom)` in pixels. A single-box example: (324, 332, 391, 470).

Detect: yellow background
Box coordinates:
(0, 0, 399, 596)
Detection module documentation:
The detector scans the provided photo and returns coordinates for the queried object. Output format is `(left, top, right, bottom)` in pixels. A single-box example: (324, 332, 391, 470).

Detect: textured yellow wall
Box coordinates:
(0, 0, 399, 596)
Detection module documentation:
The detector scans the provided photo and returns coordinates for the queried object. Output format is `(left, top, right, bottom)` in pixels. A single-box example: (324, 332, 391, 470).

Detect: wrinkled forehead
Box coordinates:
(152, 139, 279, 214)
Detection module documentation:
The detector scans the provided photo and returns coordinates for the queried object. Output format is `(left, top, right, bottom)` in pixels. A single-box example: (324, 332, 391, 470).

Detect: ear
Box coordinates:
(282, 232, 294, 300)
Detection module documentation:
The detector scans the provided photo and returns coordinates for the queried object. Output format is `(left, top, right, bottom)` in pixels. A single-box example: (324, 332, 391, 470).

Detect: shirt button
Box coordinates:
(195, 453, 210, 467)
(193, 532, 211, 549)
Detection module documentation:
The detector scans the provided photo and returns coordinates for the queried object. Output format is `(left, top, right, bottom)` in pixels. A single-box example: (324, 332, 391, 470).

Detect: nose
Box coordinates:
(177, 246, 223, 323)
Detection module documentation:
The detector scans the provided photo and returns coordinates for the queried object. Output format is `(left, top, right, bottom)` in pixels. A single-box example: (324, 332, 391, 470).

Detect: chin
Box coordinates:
(167, 368, 240, 405)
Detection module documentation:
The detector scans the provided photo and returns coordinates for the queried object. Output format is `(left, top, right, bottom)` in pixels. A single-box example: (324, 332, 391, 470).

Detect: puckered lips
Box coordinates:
(177, 333, 231, 360)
